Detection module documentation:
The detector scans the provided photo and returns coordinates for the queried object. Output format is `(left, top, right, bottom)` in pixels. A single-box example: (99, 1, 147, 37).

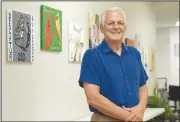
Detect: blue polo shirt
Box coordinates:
(78, 40, 148, 114)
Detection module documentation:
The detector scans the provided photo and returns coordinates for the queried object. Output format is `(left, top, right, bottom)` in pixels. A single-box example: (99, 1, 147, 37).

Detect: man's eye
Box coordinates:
(118, 22, 125, 25)
(108, 23, 114, 25)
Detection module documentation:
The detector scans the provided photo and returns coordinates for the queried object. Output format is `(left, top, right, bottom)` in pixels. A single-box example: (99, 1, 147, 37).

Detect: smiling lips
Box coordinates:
(111, 32, 121, 34)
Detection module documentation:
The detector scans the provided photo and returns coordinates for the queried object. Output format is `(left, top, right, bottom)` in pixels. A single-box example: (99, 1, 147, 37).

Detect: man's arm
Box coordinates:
(83, 82, 131, 121)
(139, 84, 148, 112)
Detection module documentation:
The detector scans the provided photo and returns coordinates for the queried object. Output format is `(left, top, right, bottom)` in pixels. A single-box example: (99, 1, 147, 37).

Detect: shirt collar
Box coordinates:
(101, 39, 129, 54)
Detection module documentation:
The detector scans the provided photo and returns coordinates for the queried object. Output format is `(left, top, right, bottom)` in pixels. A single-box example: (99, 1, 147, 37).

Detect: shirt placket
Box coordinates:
(120, 56, 131, 107)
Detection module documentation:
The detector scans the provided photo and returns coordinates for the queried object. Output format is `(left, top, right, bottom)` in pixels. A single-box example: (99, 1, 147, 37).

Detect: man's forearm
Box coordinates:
(88, 94, 130, 121)
(139, 84, 148, 112)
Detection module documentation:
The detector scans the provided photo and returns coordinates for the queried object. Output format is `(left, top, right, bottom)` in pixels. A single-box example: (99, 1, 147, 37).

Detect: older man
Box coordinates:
(78, 7, 149, 121)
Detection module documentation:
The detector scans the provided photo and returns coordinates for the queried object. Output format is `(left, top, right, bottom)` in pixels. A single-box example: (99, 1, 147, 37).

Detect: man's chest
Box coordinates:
(99, 53, 141, 84)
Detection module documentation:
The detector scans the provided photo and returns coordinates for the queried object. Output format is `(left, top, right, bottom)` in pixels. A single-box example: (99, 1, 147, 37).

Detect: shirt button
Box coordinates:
(123, 69, 126, 71)
(129, 93, 131, 95)
(126, 80, 128, 83)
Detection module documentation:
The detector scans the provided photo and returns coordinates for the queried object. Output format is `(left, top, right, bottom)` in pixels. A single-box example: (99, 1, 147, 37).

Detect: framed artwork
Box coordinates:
(174, 43, 179, 57)
(99, 27, 104, 43)
(141, 48, 148, 71)
(125, 38, 135, 47)
(7, 9, 35, 62)
(141, 47, 155, 72)
(148, 48, 155, 72)
(144, 51, 148, 72)
(135, 34, 140, 50)
(88, 13, 100, 48)
(68, 22, 84, 63)
(40, 5, 62, 52)
(151, 48, 155, 71)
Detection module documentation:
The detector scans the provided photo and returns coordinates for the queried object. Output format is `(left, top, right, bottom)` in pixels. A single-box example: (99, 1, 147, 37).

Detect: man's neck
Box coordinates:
(105, 39, 122, 56)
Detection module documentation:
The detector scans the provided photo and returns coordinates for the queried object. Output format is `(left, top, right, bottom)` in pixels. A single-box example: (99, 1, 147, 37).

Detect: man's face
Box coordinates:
(101, 10, 126, 42)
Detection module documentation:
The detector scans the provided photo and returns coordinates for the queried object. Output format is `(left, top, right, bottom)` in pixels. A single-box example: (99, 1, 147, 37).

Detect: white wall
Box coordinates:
(169, 27, 179, 86)
(135, 2, 156, 95)
(2, 1, 156, 121)
(156, 27, 179, 88)
(154, 2, 179, 28)
(155, 28, 171, 88)
(0, 1, 2, 121)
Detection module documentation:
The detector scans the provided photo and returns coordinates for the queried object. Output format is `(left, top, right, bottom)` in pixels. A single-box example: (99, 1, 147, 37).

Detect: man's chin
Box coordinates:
(109, 35, 122, 41)
(110, 38, 122, 42)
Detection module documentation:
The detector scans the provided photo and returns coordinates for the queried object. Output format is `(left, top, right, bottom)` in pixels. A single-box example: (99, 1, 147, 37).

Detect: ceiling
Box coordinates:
(154, 2, 179, 28)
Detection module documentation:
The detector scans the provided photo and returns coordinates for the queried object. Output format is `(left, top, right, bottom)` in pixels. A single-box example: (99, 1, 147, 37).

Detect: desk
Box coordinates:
(75, 108, 165, 121)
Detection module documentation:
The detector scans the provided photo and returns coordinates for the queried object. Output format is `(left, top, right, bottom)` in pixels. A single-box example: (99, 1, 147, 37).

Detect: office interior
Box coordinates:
(0, 1, 179, 121)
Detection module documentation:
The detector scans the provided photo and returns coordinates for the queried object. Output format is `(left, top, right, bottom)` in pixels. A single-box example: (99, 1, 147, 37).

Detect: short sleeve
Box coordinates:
(134, 48, 149, 87)
(139, 64, 149, 87)
(78, 49, 100, 88)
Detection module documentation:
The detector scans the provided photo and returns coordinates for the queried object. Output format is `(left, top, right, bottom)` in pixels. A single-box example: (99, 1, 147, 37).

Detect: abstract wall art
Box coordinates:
(141, 48, 148, 72)
(7, 9, 35, 62)
(40, 5, 62, 52)
(135, 34, 141, 50)
(99, 28, 104, 43)
(125, 38, 135, 47)
(88, 13, 100, 48)
(68, 22, 84, 63)
(148, 48, 155, 72)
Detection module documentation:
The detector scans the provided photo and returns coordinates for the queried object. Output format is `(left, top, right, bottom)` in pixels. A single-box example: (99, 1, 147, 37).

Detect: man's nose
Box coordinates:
(113, 23, 120, 29)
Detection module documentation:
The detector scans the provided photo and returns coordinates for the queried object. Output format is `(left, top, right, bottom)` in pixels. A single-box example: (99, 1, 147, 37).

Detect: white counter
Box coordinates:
(143, 108, 165, 121)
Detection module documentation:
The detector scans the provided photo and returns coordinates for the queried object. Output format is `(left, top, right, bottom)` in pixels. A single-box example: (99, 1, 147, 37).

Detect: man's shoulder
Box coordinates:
(125, 46, 141, 61)
(126, 45, 140, 55)
(83, 46, 100, 59)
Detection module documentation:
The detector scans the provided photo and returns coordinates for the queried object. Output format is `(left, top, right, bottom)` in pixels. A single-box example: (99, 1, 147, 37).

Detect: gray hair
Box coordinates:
(100, 7, 126, 25)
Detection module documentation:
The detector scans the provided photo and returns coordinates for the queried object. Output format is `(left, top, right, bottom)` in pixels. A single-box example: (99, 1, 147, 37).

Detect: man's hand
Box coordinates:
(123, 104, 144, 122)
(125, 111, 140, 122)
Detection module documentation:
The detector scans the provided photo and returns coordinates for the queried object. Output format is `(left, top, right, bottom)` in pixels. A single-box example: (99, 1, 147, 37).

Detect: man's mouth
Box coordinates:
(111, 32, 121, 34)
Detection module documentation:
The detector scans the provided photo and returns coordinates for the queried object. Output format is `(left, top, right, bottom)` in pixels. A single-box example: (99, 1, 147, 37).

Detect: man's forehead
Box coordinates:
(106, 10, 124, 15)
(105, 12, 125, 22)
(105, 11, 124, 19)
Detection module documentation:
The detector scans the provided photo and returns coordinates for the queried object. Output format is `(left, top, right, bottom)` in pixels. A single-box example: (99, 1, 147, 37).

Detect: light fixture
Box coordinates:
(176, 21, 179, 26)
